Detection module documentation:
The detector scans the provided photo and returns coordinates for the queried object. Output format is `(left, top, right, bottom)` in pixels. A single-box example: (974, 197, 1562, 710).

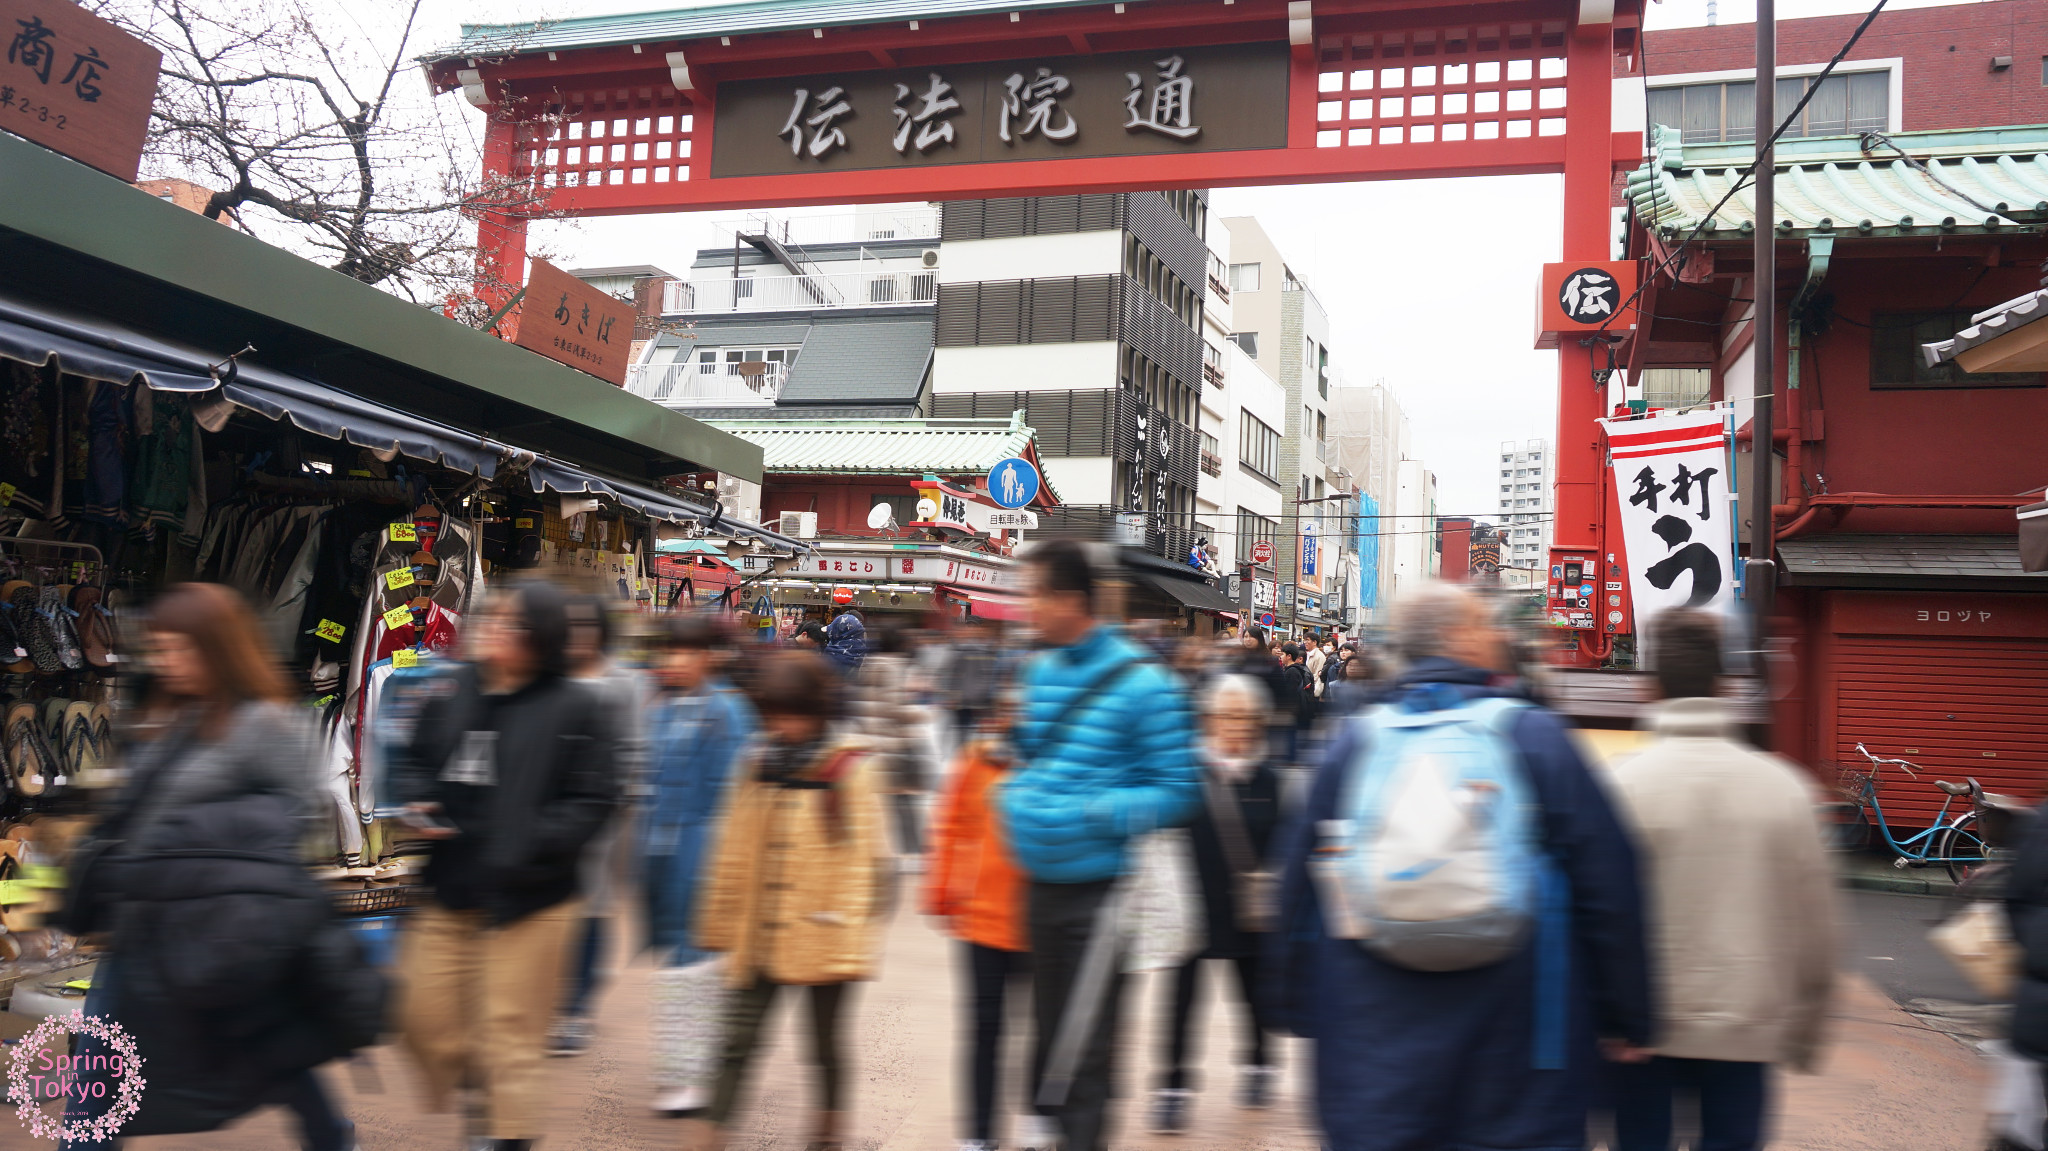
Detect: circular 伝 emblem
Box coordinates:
(1558, 267, 1619, 324)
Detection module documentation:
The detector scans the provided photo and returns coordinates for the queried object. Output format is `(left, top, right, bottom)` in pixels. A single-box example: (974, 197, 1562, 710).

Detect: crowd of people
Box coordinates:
(54, 538, 1868, 1151)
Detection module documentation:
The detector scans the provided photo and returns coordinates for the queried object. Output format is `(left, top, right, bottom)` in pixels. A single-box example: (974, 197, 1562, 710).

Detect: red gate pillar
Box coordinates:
(1553, 13, 1617, 665)
(474, 112, 530, 314)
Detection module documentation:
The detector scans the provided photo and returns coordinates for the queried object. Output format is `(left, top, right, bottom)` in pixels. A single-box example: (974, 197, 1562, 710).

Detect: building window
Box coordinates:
(1200, 432, 1223, 477)
(1240, 414, 1280, 480)
(1228, 262, 1261, 293)
(1236, 508, 1280, 565)
(1871, 311, 2044, 389)
(697, 347, 798, 374)
(1647, 70, 1887, 144)
(1227, 331, 1258, 358)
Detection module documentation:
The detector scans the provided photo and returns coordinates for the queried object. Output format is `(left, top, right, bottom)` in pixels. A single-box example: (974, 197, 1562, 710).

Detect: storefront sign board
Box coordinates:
(512, 259, 635, 386)
(0, 0, 160, 182)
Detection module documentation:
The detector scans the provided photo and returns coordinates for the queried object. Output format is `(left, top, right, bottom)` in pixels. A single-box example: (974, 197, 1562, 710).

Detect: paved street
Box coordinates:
(0, 890, 1995, 1151)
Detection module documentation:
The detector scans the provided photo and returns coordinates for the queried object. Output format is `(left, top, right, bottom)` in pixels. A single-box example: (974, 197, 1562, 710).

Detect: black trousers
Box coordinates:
(964, 942, 1033, 1141)
(1160, 953, 1271, 1091)
(1028, 880, 1125, 1151)
(706, 978, 855, 1126)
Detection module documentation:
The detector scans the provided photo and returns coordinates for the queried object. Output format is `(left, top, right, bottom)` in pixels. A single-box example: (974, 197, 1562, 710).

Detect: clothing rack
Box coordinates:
(0, 537, 104, 580)
(242, 473, 410, 501)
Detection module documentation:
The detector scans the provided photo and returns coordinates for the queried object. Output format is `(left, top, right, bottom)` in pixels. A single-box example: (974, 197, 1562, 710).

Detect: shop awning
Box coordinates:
(0, 291, 808, 550)
(1778, 534, 2048, 591)
(944, 587, 1029, 622)
(1133, 571, 1239, 613)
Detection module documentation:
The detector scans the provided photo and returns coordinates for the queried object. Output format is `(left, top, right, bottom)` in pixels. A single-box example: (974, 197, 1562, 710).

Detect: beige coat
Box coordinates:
(1609, 698, 1836, 1069)
(695, 737, 889, 987)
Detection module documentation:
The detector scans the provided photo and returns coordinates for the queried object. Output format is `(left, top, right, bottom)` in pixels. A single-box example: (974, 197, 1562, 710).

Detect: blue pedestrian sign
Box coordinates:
(987, 458, 1041, 509)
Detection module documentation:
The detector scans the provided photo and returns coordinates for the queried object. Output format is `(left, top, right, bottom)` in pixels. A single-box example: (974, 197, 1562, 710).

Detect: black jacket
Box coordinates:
(108, 791, 385, 1135)
(392, 665, 620, 925)
(2008, 809, 2048, 1057)
(1187, 757, 1283, 958)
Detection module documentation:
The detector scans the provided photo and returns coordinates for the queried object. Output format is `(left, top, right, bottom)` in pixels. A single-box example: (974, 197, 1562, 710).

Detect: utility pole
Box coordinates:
(1747, 0, 1778, 743)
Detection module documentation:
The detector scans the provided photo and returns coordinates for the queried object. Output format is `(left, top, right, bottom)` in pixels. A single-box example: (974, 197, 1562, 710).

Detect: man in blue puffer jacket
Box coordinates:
(1000, 539, 1200, 1151)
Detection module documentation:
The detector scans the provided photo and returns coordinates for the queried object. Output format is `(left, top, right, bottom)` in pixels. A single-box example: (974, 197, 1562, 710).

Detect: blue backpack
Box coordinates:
(1314, 692, 1544, 973)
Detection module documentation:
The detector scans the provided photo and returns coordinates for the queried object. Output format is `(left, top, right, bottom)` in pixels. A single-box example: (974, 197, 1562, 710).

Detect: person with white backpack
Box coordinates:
(1265, 581, 1653, 1151)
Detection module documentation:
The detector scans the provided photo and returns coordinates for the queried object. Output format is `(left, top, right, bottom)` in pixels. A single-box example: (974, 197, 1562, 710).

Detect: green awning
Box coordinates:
(0, 131, 762, 484)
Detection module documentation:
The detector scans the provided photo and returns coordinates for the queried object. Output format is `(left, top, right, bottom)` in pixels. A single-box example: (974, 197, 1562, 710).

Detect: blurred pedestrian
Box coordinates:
(1267, 582, 1652, 1151)
(640, 614, 758, 1117)
(1303, 640, 1327, 700)
(825, 605, 868, 673)
(926, 691, 1056, 1151)
(1150, 674, 1284, 1134)
(1001, 540, 1201, 1151)
(1605, 609, 1835, 1151)
(687, 650, 890, 1151)
(549, 595, 652, 1057)
(58, 582, 377, 1151)
(852, 624, 929, 865)
(392, 580, 621, 1151)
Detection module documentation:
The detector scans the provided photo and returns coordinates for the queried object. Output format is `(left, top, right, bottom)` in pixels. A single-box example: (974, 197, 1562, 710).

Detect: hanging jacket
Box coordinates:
(640, 680, 757, 961)
(695, 734, 889, 986)
(2007, 805, 2048, 1058)
(998, 624, 1201, 884)
(925, 738, 1029, 953)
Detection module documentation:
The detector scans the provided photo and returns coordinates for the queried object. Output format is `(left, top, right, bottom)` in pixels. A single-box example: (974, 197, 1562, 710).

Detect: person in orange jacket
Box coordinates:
(924, 696, 1054, 1151)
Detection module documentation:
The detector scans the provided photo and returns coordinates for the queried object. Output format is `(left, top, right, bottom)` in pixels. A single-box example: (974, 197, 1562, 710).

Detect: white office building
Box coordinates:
(1496, 438, 1552, 588)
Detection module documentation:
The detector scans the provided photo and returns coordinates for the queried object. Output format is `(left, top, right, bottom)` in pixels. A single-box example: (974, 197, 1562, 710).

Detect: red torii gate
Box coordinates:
(426, 0, 1647, 664)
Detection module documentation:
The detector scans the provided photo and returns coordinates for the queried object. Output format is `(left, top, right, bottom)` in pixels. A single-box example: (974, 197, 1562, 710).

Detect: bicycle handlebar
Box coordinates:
(1854, 742, 1919, 777)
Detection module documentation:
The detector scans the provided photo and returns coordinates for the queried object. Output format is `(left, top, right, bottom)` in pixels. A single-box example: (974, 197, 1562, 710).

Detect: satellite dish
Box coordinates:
(866, 503, 895, 531)
(916, 497, 939, 522)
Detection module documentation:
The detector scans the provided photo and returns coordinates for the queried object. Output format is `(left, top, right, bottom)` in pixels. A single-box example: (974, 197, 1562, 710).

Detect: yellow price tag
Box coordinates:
(389, 522, 417, 543)
(313, 619, 347, 643)
(23, 865, 63, 889)
(382, 606, 413, 631)
(384, 567, 416, 592)
(0, 879, 39, 905)
(62, 980, 91, 992)
(0, 482, 14, 507)
(392, 649, 421, 669)
(515, 517, 534, 529)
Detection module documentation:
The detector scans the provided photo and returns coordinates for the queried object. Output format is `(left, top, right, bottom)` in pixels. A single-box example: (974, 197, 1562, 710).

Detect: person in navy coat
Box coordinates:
(1265, 582, 1653, 1151)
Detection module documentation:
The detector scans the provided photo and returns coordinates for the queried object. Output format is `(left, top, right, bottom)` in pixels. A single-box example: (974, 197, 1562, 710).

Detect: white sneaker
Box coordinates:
(1014, 1113, 1059, 1151)
(651, 1085, 709, 1116)
(956, 1141, 995, 1151)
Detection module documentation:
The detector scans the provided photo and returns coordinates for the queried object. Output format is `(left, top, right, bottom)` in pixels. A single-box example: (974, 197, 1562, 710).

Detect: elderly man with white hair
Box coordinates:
(1147, 674, 1286, 1135)
(1264, 581, 1654, 1151)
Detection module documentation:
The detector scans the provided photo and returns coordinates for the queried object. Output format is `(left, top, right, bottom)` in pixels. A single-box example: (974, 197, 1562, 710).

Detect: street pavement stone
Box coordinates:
(0, 901, 1993, 1151)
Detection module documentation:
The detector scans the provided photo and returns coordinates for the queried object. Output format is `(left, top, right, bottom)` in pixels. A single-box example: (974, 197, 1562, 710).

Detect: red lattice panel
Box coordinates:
(513, 88, 697, 189)
(1314, 22, 1571, 150)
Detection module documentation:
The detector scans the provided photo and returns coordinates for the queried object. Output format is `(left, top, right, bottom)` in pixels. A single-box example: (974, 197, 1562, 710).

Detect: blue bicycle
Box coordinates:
(1830, 742, 1994, 885)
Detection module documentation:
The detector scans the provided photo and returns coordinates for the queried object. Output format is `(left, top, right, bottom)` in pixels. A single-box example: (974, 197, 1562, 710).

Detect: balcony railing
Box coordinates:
(1200, 449, 1224, 477)
(706, 207, 941, 247)
(627, 360, 790, 407)
(1207, 274, 1231, 304)
(663, 270, 938, 314)
(1203, 358, 1226, 388)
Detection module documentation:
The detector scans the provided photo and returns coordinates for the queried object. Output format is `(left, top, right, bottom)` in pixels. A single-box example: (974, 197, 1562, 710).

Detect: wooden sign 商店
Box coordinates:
(1, 0, 160, 182)
(512, 259, 636, 386)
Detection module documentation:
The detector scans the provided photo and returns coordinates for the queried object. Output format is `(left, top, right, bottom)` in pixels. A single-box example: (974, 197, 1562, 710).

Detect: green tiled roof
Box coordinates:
(436, 0, 1114, 60)
(708, 411, 1052, 485)
(1625, 124, 2048, 240)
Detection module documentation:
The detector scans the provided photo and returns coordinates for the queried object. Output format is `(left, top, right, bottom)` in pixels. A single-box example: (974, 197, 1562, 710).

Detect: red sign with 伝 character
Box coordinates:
(1, 0, 160, 182)
(511, 259, 636, 386)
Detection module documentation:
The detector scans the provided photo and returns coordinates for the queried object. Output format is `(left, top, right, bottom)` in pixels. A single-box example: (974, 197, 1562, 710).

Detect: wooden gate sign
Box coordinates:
(0, 0, 160, 182)
(512, 259, 636, 386)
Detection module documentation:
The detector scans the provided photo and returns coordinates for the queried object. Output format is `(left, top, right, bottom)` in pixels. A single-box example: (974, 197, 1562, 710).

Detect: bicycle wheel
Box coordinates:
(1934, 812, 1990, 886)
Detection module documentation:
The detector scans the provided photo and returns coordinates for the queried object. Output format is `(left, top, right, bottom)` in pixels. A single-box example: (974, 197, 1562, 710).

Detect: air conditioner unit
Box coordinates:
(920, 249, 940, 269)
(777, 510, 818, 539)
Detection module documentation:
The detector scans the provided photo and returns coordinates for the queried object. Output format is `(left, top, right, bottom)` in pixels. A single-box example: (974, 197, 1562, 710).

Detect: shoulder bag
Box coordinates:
(1205, 774, 1278, 934)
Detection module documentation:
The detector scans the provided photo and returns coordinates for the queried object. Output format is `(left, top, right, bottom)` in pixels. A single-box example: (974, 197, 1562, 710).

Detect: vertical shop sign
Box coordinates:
(1, 0, 160, 181)
(1600, 407, 1738, 657)
(512, 259, 636, 386)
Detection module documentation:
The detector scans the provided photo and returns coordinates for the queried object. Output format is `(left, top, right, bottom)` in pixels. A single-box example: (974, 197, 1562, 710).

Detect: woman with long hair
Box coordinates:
(60, 581, 366, 1151)
(391, 580, 621, 1151)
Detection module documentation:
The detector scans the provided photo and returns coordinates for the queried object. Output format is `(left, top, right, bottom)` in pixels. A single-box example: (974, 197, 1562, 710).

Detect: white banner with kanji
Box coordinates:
(1600, 407, 1739, 648)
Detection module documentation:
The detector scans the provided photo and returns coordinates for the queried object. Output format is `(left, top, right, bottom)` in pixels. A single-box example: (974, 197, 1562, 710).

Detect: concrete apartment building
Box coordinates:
(1392, 459, 1441, 596)
(1496, 438, 1552, 586)
(1330, 380, 1414, 617)
(1196, 220, 1288, 612)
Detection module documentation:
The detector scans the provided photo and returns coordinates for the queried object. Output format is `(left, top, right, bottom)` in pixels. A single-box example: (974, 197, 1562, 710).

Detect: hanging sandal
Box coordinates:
(3, 702, 45, 798)
(61, 700, 98, 789)
(37, 588, 82, 672)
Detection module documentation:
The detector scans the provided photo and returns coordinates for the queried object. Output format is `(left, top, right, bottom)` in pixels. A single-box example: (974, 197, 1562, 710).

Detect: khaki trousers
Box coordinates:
(398, 899, 581, 1140)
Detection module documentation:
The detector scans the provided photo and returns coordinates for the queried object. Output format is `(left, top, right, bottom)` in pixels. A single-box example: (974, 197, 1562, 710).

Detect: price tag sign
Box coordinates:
(389, 523, 417, 543)
(23, 865, 64, 889)
(384, 567, 416, 592)
(392, 649, 421, 669)
(313, 619, 347, 643)
(0, 483, 14, 507)
(382, 605, 413, 631)
(515, 517, 534, 529)
(0, 880, 39, 905)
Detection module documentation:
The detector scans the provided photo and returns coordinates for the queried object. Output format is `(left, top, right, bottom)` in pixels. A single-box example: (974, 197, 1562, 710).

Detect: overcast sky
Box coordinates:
(418, 0, 1985, 519)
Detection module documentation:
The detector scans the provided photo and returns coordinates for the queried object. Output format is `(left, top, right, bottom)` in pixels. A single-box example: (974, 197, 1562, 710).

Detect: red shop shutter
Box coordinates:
(1831, 635, 2048, 827)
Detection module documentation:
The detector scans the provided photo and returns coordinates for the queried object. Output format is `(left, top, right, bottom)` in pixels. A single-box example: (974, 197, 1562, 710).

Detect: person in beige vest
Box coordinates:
(1606, 608, 1836, 1151)
(684, 649, 889, 1151)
